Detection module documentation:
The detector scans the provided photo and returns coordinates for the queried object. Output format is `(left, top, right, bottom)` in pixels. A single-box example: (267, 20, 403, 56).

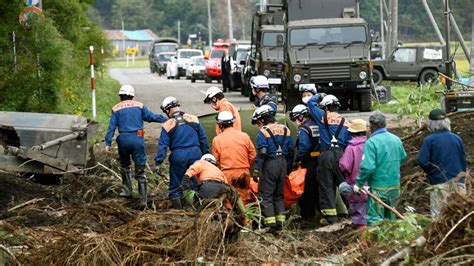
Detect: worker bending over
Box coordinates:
(212, 111, 256, 204)
(155, 97, 209, 209)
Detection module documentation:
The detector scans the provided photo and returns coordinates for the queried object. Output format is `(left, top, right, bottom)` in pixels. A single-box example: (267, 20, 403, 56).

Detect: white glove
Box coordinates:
(105, 145, 111, 152)
(353, 184, 362, 194)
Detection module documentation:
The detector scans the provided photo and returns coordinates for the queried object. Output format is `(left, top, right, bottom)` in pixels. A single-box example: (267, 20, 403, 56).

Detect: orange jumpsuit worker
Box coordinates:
(212, 111, 256, 204)
(183, 154, 229, 199)
(203, 86, 241, 135)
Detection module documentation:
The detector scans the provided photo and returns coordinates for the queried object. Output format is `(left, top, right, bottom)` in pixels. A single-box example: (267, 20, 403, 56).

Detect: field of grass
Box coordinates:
(108, 57, 149, 68)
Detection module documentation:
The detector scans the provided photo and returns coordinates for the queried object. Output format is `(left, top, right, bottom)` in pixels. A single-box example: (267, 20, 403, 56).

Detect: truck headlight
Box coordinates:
(263, 69, 271, 77)
(359, 71, 367, 80)
(293, 74, 302, 83)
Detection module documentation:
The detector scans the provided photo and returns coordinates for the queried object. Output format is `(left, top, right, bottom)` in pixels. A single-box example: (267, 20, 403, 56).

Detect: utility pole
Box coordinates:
(227, 0, 234, 40)
(390, 0, 398, 51)
(380, 0, 385, 59)
(470, 18, 474, 85)
(177, 20, 181, 45)
(207, 0, 213, 49)
(445, 0, 451, 90)
(121, 20, 125, 57)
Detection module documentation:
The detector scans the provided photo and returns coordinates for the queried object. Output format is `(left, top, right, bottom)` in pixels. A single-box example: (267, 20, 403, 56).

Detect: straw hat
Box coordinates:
(348, 119, 367, 133)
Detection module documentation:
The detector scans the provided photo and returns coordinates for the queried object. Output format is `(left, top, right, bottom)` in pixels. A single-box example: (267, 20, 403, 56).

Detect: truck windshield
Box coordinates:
(179, 51, 202, 58)
(236, 50, 248, 63)
(210, 50, 225, 59)
(155, 44, 178, 53)
(158, 54, 173, 62)
(262, 32, 284, 47)
(290, 26, 366, 47)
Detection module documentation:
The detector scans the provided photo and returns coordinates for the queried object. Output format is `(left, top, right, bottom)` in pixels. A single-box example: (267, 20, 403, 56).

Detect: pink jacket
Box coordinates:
(339, 136, 368, 203)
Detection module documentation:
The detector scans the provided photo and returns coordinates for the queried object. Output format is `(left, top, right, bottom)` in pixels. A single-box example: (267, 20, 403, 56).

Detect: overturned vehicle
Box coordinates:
(0, 112, 98, 175)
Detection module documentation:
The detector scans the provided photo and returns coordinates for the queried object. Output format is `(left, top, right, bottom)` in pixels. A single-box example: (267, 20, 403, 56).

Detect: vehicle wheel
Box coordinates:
(167, 76, 170, 79)
(191, 79, 196, 83)
(358, 91, 372, 112)
(419, 69, 439, 85)
(205, 76, 212, 83)
(372, 69, 383, 86)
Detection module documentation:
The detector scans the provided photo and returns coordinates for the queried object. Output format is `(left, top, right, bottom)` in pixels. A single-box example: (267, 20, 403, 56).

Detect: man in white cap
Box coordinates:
(105, 84, 167, 210)
(203, 86, 241, 135)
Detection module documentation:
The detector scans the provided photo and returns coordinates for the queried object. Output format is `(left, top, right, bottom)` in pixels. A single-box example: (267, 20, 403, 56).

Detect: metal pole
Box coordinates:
(443, 1, 470, 64)
(422, 0, 445, 46)
(121, 20, 125, 57)
(390, 0, 398, 51)
(470, 17, 474, 85)
(227, 0, 234, 40)
(12, 31, 17, 72)
(445, 0, 452, 91)
(380, 0, 385, 59)
(89, 46, 96, 119)
(207, 0, 213, 49)
(178, 20, 181, 45)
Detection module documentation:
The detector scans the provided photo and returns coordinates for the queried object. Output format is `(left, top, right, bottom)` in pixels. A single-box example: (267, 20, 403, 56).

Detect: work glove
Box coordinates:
(252, 170, 260, 183)
(105, 145, 112, 155)
(353, 184, 369, 194)
(182, 175, 191, 191)
(154, 165, 161, 175)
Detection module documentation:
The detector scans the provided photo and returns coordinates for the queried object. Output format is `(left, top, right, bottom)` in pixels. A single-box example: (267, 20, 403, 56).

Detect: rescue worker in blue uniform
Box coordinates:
(105, 84, 167, 209)
(252, 105, 293, 233)
(307, 93, 351, 225)
(299, 84, 318, 105)
(154, 96, 209, 209)
(290, 104, 321, 220)
(250, 75, 278, 112)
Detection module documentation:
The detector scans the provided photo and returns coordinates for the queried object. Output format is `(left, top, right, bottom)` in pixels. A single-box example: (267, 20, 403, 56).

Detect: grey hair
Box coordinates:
(428, 118, 451, 132)
(369, 111, 386, 129)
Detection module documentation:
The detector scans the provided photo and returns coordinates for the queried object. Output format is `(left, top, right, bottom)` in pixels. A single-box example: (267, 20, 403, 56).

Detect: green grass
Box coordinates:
(108, 58, 149, 68)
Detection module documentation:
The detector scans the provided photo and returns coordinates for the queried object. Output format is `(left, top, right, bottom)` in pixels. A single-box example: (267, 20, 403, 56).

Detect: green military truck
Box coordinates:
(242, 1, 285, 101)
(372, 45, 446, 86)
(283, 0, 372, 111)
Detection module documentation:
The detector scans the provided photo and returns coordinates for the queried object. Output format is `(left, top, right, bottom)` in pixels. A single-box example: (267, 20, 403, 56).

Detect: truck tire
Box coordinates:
(372, 69, 383, 86)
(205, 76, 212, 83)
(419, 69, 438, 85)
(191, 78, 196, 83)
(359, 91, 372, 112)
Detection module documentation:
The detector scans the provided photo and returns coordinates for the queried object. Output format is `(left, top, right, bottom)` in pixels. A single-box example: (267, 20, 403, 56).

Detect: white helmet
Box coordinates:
(203, 86, 223, 103)
(290, 104, 309, 121)
(250, 75, 269, 91)
(298, 84, 317, 95)
(201, 154, 217, 165)
(161, 96, 180, 112)
(320, 95, 340, 107)
(252, 104, 275, 124)
(118, 84, 135, 97)
(216, 111, 234, 125)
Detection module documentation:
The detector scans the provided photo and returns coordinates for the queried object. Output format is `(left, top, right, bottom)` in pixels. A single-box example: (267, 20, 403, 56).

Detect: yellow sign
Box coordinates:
(125, 47, 138, 55)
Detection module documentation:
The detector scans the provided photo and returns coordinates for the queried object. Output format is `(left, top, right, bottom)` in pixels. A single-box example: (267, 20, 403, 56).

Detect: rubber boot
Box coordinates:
(170, 198, 183, 209)
(136, 165, 148, 210)
(119, 167, 132, 198)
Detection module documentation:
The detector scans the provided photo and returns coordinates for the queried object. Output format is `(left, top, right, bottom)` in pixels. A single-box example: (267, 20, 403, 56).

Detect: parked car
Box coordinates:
(372, 46, 446, 86)
(166, 56, 178, 79)
(174, 49, 203, 79)
(155, 52, 175, 76)
(230, 45, 250, 90)
(186, 56, 206, 83)
(205, 42, 229, 83)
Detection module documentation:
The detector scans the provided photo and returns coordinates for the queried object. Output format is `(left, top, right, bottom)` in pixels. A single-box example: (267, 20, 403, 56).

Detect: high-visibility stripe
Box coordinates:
(276, 215, 286, 222)
(321, 208, 337, 216)
(264, 216, 276, 225)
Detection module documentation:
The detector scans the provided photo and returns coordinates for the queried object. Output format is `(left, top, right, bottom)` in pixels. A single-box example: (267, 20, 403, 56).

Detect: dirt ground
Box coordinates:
(0, 111, 473, 264)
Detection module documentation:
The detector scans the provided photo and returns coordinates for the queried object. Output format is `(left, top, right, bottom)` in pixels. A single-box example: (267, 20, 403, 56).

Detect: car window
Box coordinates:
(423, 48, 442, 60)
(262, 32, 285, 47)
(210, 50, 225, 59)
(158, 54, 172, 61)
(236, 50, 248, 63)
(179, 51, 202, 58)
(393, 48, 417, 63)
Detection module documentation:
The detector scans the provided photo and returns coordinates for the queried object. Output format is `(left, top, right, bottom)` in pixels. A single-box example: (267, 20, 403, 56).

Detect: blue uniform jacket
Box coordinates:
(295, 118, 320, 162)
(155, 113, 209, 165)
(307, 94, 351, 149)
(255, 94, 277, 112)
(418, 130, 467, 185)
(105, 100, 167, 146)
(255, 123, 293, 171)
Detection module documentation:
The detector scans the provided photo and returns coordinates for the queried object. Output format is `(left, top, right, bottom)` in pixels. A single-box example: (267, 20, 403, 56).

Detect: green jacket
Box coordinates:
(356, 128, 407, 189)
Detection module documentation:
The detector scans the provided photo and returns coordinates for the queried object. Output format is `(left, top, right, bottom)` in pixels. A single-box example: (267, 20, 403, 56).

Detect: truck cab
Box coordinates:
(148, 38, 179, 74)
(372, 46, 445, 86)
(283, 0, 372, 111)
